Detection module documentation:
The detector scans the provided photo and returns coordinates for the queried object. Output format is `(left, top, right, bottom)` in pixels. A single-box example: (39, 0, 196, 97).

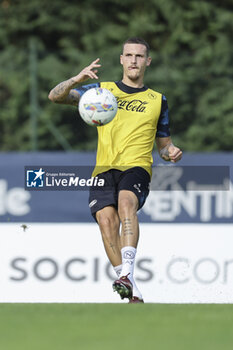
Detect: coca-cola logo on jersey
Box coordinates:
(116, 98, 148, 112)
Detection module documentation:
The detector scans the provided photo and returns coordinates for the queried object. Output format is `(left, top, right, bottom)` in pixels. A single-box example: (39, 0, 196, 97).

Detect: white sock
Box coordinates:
(120, 246, 142, 299)
(120, 246, 136, 277)
(113, 264, 122, 277)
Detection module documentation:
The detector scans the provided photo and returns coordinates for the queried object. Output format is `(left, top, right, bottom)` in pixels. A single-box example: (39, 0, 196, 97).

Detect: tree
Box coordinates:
(0, 0, 232, 151)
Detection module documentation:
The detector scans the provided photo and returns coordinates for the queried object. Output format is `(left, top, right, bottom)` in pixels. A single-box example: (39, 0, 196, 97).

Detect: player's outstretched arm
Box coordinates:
(156, 136, 182, 163)
(48, 58, 101, 105)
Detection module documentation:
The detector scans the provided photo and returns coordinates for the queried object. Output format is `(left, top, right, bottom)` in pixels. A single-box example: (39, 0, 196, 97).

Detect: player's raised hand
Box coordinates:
(48, 58, 101, 105)
(73, 58, 101, 83)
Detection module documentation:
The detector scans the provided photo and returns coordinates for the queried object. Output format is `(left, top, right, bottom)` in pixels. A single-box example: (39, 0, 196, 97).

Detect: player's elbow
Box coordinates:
(48, 91, 57, 102)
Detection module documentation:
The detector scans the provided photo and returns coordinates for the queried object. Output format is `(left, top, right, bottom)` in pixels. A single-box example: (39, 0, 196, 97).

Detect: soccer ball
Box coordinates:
(78, 87, 118, 126)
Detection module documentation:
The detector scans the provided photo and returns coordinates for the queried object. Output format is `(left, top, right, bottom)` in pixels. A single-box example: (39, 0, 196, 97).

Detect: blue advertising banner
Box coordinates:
(0, 152, 232, 223)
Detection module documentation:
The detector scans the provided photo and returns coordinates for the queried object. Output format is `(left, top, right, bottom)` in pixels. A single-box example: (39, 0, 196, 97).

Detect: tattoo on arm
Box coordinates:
(49, 78, 80, 105)
(54, 90, 80, 106)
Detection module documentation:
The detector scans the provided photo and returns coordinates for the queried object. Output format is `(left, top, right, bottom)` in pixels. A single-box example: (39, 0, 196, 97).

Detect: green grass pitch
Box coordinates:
(0, 304, 232, 350)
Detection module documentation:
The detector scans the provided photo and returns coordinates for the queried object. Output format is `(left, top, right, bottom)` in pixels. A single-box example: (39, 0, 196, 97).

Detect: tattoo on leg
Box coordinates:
(123, 218, 134, 236)
(110, 243, 116, 254)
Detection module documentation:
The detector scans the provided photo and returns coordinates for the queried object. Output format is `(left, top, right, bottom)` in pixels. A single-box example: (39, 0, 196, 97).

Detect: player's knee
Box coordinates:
(96, 210, 119, 232)
(97, 214, 111, 230)
(118, 195, 138, 218)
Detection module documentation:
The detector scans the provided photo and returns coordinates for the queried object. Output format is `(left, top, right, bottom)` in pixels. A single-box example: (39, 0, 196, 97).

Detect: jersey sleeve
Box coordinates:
(74, 83, 100, 97)
(156, 95, 171, 138)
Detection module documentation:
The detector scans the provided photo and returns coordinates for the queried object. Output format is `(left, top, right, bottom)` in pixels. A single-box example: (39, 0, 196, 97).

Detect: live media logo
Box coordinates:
(26, 168, 45, 188)
(24, 166, 104, 191)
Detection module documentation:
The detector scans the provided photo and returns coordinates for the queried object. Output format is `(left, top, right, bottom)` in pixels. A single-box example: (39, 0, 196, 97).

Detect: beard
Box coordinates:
(126, 70, 141, 81)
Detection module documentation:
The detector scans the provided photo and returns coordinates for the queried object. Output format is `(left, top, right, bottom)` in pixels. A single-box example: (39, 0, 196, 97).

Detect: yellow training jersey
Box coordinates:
(93, 81, 162, 177)
(75, 81, 168, 177)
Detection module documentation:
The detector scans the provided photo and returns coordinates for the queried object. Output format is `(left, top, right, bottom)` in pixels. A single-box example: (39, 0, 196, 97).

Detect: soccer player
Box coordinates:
(48, 37, 182, 303)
